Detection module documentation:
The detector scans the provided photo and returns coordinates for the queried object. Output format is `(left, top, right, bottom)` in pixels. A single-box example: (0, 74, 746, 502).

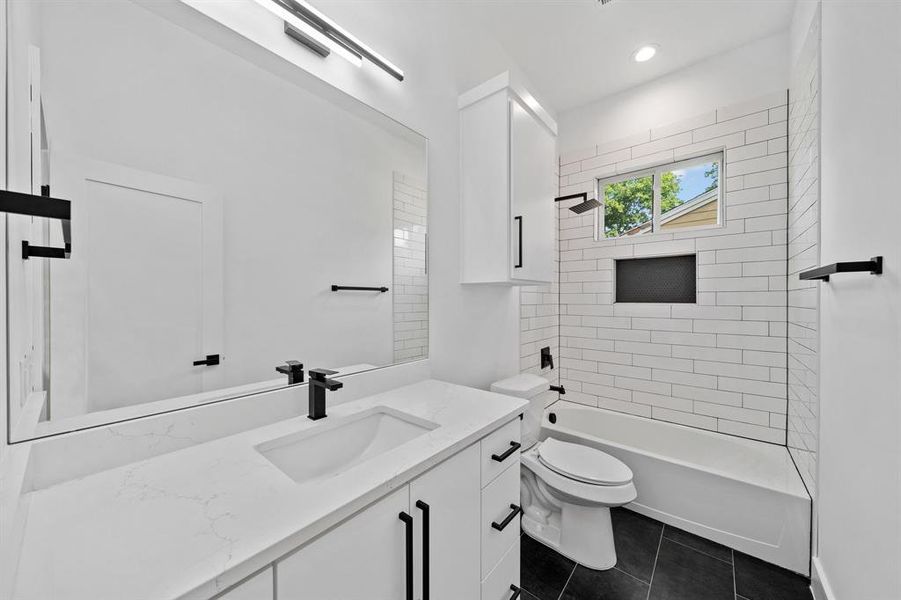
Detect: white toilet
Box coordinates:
(491, 373, 637, 570)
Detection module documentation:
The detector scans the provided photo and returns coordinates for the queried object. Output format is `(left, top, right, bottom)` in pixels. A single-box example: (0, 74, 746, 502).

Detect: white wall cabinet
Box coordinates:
(460, 72, 557, 285)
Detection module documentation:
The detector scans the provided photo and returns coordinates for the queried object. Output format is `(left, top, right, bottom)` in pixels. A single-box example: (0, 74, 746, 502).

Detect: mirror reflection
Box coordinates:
(6, 0, 428, 441)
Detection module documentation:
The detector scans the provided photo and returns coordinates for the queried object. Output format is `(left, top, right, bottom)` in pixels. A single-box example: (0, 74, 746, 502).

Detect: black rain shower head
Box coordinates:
(569, 198, 602, 214)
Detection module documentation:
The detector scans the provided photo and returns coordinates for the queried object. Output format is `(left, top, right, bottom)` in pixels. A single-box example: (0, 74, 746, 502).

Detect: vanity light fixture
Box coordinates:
(258, 0, 404, 81)
(632, 44, 658, 63)
(253, 0, 362, 66)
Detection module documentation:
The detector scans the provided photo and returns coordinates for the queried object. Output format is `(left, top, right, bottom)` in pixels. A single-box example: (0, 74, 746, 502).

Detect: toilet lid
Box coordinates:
(537, 438, 633, 486)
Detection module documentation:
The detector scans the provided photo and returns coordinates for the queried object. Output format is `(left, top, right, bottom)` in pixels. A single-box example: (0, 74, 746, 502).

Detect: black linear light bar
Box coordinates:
(272, 0, 404, 81)
(331, 285, 389, 293)
(799, 256, 883, 282)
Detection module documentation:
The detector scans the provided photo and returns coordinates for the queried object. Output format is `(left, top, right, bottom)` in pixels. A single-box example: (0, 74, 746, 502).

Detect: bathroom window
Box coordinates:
(597, 152, 723, 239)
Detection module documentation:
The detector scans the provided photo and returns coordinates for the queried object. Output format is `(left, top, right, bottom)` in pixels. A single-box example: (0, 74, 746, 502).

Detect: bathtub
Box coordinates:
(541, 401, 811, 575)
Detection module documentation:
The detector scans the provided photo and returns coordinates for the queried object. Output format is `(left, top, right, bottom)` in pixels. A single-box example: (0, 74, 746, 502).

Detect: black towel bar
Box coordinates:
(799, 256, 883, 282)
(331, 285, 389, 292)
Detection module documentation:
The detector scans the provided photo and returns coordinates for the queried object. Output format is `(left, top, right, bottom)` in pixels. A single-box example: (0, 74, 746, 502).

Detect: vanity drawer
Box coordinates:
(481, 538, 520, 600)
(480, 418, 521, 487)
(481, 459, 521, 578)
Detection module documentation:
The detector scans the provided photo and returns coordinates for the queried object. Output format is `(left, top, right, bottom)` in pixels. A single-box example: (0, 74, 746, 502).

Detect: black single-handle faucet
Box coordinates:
(276, 360, 305, 385)
(308, 368, 343, 420)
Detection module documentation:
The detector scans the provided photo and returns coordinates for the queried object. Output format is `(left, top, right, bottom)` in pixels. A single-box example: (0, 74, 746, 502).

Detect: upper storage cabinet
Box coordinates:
(460, 73, 557, 285)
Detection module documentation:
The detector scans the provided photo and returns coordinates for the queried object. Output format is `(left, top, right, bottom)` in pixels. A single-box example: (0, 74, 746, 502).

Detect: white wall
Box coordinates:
(12, 1, 427, 416)
(559, 33, 789, 155)
(815, 2, 901, 598)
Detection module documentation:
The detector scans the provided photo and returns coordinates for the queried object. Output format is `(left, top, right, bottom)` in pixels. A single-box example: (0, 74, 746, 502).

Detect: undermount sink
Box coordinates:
(256, 407, 438, 484)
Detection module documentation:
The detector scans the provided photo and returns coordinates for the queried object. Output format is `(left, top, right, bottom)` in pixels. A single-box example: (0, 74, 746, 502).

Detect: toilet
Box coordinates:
(491, 373, 637, 570)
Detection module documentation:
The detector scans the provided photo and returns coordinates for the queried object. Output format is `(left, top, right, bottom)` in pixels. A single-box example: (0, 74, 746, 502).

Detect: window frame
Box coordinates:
(594, 151, 725, 241)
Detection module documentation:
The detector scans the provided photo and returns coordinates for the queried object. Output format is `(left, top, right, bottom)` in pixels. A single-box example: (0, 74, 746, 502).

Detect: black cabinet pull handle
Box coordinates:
(399, 512, 413, 600)
(192, 354, 220, 367)
(514, 215, 523, 268)
(509, 584, 522, 600)
(491, 441, 521, 462)
(491, 504, 522, 531)
(416, 501, 430, 600)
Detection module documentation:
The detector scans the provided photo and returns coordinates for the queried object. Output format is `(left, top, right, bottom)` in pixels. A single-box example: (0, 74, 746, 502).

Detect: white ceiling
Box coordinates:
(460, 0, 796, 113)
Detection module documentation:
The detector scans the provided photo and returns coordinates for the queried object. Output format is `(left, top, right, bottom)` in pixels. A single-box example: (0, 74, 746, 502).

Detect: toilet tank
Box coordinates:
(490, 373, 549, 450)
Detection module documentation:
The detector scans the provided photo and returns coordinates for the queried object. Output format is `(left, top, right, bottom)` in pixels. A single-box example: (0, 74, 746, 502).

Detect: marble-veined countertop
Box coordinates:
(12, 379, 526, 600)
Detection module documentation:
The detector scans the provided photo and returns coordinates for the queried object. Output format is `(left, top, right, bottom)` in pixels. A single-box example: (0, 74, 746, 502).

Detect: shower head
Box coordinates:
(569, 198, 602, 214)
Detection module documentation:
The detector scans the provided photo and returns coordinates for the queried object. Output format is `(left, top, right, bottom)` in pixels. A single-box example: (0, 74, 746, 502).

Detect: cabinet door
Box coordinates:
(409, 444, 481, 600)
(277, 487, 411, 600)
(509, 97, 556, 283)
(216, 568, 273, 600)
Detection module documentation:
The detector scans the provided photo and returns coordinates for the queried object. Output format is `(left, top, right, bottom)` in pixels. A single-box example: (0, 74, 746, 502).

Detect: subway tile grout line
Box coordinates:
(645, 525, 665, 600)
(555, 563, 578, 600)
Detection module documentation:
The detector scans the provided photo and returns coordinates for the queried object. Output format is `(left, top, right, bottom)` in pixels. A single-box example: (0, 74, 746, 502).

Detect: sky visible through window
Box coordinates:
(672, 162, 717, 201)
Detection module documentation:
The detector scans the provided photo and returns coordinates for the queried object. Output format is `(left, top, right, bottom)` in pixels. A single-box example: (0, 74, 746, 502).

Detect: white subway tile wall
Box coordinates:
(787, 12, 821, 497)
(542, 92, 790, 444)
(519, 162, 561, 411)
(393, 172, 428, 363)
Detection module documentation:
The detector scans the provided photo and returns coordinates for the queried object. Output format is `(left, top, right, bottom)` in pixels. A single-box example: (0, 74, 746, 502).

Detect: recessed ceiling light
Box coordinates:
(632, 45, 658, 63)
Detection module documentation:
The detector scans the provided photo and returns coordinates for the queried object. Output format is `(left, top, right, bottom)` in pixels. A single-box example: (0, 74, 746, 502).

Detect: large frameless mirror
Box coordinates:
(5, 0, 428, 442)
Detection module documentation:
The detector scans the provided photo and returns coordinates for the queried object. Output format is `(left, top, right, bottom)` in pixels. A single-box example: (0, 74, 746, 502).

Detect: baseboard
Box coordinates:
(810, 557, 836, 600)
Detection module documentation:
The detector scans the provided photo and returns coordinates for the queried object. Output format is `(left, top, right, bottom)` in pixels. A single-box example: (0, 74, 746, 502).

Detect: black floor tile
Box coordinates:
(662, 525, 733, 564)
(733, 551, 812, 600)
(521, 534, 577, 600)
(611, 507, 664, 583)
(560, 565, 649, 600)
(520, 589, 542, 600)
(647, 538, 735, 600)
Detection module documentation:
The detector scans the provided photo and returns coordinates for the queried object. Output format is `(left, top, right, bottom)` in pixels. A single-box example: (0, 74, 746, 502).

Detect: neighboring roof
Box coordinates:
(621, 186, 719, 236)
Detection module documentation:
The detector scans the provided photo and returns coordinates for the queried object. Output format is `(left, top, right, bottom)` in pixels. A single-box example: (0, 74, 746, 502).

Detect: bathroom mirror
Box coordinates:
(5, 0, 428, 441)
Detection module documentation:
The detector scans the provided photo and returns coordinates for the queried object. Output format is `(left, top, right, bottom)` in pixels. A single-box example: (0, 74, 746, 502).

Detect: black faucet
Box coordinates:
(308, 368, 343, 420)
(276, 360, 305, 385)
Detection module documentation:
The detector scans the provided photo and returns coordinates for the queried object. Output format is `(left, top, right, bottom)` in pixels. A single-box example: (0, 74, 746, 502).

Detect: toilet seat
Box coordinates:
(521, 444, 637, 508)
(538, 438, 633, 486)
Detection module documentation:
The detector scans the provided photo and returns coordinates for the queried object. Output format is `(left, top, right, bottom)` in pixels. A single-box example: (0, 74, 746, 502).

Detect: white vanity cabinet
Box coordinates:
(216, 568, 273, 600)
(217, 418, 522, 600)
(460, 72, 557, 285)
(276, 443, 483, 600)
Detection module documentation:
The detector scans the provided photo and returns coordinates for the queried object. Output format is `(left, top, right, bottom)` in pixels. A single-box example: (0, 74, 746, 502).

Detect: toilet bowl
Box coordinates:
(491, 374, 637, 570)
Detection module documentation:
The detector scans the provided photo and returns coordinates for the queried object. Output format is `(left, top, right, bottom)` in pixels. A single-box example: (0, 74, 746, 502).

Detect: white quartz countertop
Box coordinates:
(12, 380, 527, 600)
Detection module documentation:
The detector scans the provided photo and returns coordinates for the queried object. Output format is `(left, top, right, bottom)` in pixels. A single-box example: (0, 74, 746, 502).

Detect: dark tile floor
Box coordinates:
(520, 508, 813, 600)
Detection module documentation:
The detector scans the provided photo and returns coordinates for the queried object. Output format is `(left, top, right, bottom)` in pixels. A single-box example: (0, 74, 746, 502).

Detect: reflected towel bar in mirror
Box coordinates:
(331, 285, 389, 292)
(799, 256, 883, 282)
(1, 189, 73, 259)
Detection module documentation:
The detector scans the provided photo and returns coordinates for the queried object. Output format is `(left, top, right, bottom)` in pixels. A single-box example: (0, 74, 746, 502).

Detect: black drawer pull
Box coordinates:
(509, 584, 522, 600)
(491, 504, 522, 531)
(491, 441, 521, 462)
(399, 512, 413, 600)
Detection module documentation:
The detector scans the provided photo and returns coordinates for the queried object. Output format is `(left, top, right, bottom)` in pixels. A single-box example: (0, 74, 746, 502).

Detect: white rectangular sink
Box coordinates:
(256, 407, 438, 484)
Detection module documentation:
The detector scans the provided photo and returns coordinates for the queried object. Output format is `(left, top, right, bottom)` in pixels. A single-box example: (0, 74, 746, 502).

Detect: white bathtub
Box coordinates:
(541, 401, 811, 575)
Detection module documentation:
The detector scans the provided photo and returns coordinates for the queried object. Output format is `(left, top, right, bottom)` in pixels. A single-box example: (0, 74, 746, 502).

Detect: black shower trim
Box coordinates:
(554, 192, 587, 203)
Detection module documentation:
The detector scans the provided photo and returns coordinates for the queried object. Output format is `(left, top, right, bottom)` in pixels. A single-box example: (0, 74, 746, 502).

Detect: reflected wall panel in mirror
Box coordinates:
(5, 0, 427, 442)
